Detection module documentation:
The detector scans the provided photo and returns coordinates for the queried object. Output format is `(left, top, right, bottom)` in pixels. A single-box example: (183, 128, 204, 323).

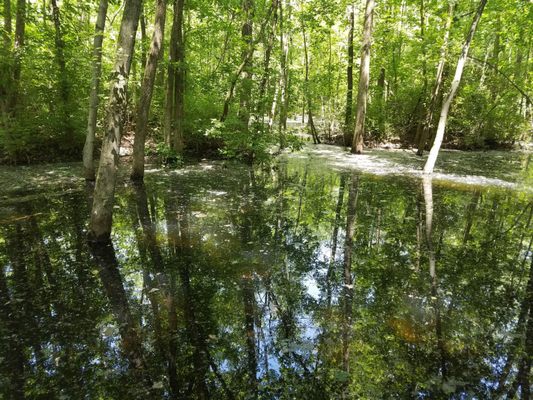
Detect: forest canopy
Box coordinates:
(0, 0, 531, 164)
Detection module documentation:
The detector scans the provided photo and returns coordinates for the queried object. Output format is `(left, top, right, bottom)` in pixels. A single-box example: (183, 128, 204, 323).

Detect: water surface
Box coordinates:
(0, 150, 532, 399)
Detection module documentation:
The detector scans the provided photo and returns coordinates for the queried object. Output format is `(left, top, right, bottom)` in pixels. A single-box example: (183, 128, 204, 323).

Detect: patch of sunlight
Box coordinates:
(285, 144, 532, 192)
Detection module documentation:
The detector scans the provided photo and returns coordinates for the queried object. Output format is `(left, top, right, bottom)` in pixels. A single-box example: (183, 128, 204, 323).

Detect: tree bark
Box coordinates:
(302, 22, 320, 144)
(173, 0, 186, 153)
(10, 0, 26, 111)
(131, 0, 167, 181)
(277, 0, 291, 141)
(50, 0, 69, 105)
(412, 0, 427, 147)
(83, 0, 109, 181)
(257, 0, 278, 120)
(88, 0, 142, 242)
(344, 4, 355, 138)
(423, 0, 487, 174)
(238, 0, 254, 127)
(416, 1, 454, 156)
(351, 0, 375, 154)
(3, 0, 11, 47)
(0, 0, 12, 114)
(164, 0, 185, 153)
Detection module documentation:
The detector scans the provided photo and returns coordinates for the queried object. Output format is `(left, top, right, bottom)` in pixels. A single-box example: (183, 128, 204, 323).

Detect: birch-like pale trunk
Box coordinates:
(131, 0, 167, 181)
(423, 0, 488, 173)
(89, 0, 142, 242)
(416, 1, 454, 156)
(351, 0, 375, 154)
(83, 0, 108, 180)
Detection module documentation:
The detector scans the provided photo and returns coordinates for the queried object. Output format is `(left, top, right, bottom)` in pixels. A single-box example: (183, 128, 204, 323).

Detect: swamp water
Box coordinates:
(0, 147, 532, 399)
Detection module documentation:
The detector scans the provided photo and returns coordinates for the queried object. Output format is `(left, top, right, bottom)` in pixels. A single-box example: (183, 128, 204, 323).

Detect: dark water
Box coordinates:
(0, 156, 532, 399)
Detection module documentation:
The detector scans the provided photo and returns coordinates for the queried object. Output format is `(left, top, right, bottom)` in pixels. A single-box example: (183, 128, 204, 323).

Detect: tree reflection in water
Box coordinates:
(0, 159, 531, 398)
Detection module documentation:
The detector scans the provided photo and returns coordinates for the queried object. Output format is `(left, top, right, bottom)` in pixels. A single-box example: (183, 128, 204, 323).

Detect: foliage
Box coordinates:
(0, 0, 531, 165)
(147, 142, 184, 166)
(205, 118, 277, 163)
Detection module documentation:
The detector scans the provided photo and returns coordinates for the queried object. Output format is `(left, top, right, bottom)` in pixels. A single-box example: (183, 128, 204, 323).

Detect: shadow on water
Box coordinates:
(0, 155, 532, 399)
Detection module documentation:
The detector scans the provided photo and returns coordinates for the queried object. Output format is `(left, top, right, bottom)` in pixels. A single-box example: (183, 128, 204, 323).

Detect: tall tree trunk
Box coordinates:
(238, 0, 254, 128)
(88, 0, 142, 242)
(10, 0, 26, 111)
(83, 0, 109, 181)
(257, 0, 278, 120)
(2, 0, 11, 46)
(376, 67, 386, 135)
(164, 1, 177, 146)
(131, 0, 167, 181)
(416, 1, 454, 156)
(0, 0, 12, 115)
(413, 0, 427, 147)
(344, 4, 355, 139)
(489, 17, 501, 102)
(139, 5, 147, 69)
(164, 0, 185, 153)
(351, 0, 375, 154)
(423, 0, 488, 174)
(50, 0, 69, 105)
(277, 0, 290, 143)
(173, 0, 185, 153)
(302, 22, 320, 144)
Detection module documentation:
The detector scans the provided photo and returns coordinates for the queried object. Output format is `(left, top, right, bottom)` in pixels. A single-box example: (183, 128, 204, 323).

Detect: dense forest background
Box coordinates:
(0, 0, 531, 165)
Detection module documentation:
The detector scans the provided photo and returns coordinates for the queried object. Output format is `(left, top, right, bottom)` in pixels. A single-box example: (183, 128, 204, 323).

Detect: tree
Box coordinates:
(0, 0, 12, 116)
(10, 0, 26, 112)
(238, 0, 254, 127)
(351, 0, 375, 154)
(423, 0, 488, 174)
(301, 20, 320, 144)
(88, 0, 143, 242)
(416, 1, 454, 156)
(164, 0, 186, 153)
(83, 0, 109, 181)
(344, 4, 355, 142)
(131, 0, 167, 181)
(50, 0, 69, 107)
